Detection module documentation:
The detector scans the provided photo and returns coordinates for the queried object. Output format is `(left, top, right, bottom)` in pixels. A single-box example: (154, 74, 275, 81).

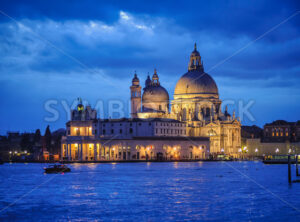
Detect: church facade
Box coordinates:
(61, 44, 241, 161)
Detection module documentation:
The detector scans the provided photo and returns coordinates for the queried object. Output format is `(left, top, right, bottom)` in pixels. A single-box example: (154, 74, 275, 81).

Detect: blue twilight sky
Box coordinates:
(0, 0, 299, 134)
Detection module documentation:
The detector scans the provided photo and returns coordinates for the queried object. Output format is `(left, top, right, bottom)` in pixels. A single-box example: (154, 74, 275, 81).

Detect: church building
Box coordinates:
(61, 44, 241, 161)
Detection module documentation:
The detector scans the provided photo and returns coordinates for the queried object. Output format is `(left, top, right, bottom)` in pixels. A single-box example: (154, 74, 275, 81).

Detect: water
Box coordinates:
(0, 162, 300, 221)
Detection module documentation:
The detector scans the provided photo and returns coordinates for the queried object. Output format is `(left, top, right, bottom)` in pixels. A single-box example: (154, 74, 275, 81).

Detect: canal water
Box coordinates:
(0, 162, 300, 221)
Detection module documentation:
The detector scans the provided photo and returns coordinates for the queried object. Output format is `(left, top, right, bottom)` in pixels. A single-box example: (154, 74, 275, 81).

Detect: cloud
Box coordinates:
(2, 10, 299, 81)
(0, 2, 300, 131)
(1, 1, 299, 41)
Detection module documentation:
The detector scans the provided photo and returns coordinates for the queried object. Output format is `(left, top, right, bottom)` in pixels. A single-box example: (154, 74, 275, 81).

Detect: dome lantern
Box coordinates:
(152, 68, 160, 86)
(188, 43, 203, 72)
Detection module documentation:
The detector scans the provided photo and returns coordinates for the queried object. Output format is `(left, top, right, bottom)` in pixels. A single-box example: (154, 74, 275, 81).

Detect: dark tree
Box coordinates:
(34, 129, 41, 144)
(44, 125, 52, 151)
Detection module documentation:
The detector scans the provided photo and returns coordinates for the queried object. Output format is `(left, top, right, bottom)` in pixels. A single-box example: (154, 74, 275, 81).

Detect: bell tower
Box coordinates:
(130, 72, 141, 118)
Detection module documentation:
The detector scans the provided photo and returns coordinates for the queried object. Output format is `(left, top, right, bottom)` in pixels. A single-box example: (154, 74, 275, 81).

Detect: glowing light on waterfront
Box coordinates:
(9, 151, 12, 154)
(275, 148, 279, 153)
(255, 148, 258, 153)
(221, 148, 224, 152)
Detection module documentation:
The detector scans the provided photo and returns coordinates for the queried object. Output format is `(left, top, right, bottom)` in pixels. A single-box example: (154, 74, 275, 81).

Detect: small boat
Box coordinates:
(44, 164, 71, 173)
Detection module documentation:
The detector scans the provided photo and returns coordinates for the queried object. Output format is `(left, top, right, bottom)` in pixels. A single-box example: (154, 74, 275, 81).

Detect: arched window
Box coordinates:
(206, 108, 210, 117)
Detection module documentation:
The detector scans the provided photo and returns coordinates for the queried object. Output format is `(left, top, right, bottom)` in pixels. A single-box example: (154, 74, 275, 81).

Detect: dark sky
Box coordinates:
(0, 0, 299, 134)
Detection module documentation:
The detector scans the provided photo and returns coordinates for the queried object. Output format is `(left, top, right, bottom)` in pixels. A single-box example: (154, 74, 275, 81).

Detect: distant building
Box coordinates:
(243, 120, 300, 156)
(263, 120, 300, 142)
(0, 129, 64, 161)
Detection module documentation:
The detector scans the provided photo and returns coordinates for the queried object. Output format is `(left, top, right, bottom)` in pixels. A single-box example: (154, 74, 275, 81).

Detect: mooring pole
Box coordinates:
(288, 155, 292, 184)
(296, 155, 299, 177)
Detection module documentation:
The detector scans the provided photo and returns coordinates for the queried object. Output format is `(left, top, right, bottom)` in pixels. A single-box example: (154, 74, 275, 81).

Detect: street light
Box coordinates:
(221, 148, 224, 152)
(275, 148, 279, 153)
(24, 150, 27, 154)
(9, 151, 12, 154)
(255, 148, 258, 153)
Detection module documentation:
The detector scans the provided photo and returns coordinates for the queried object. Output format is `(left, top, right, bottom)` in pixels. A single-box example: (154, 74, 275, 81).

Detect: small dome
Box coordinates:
(174, 70, 218, 96)
(191, 43, 200, 57)
(145, 75, 151, 87)
(142, 85, 169, 103)
(191, 49, 200, 57)
(77, 103, 84, 112)
(132, 73, 139, 86)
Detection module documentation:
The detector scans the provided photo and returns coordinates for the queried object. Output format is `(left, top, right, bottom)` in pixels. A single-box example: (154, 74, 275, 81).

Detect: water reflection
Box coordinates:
(86, 163, 97, 169)
(198, 161, 203, 167)
(173, 162, 179, 169)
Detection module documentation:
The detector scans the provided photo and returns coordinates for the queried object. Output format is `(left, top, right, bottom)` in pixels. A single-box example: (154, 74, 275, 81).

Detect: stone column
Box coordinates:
(68, 144, 71, 161)
(94, 143, 97, 161)
(65, 143, 68, 160)
(80, 143, 83, 161)
(61, 144, 64, 160)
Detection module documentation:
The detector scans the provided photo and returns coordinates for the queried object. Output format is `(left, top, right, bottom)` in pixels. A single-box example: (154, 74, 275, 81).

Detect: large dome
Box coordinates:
(174, 44, 218, 97)
(142, 85, 169, 103)
(174, 70, 218, 96)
